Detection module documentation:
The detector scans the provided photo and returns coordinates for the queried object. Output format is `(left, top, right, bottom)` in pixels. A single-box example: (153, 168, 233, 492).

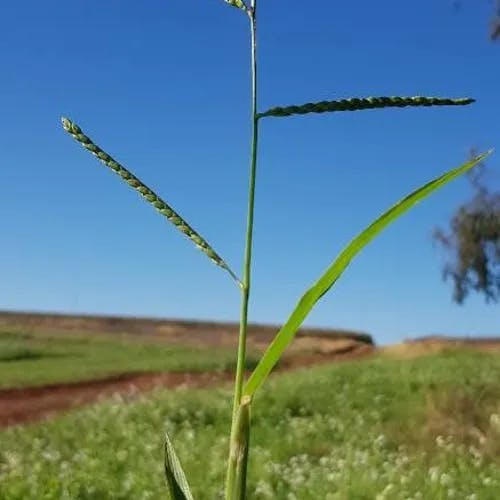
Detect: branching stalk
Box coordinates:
(61, 3, 487, 499)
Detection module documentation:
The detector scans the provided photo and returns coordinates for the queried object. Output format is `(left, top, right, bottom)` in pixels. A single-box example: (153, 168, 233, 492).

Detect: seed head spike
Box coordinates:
(223, 0, 249, 12)
(61, 117, 240, 285)
(257, 96, 475, 119)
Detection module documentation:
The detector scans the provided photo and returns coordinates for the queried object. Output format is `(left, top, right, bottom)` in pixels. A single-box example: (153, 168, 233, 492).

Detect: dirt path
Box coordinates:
(0, 347, 374, 428)
(0, 371, 235, 428)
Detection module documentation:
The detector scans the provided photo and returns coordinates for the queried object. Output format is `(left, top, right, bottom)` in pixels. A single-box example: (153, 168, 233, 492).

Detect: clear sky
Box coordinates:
(1, 1, 498, 344)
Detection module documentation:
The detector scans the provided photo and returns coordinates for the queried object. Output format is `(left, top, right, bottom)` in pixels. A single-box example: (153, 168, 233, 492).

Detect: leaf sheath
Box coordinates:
(226, 396, 251, 500)
(61, 118, 239, 283)
(257, 96, 474, 119)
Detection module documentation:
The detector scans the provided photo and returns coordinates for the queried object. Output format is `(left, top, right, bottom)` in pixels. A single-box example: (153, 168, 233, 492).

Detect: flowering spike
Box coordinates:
(258, 96, 475, 119)
(61, 117, 240, 285)
(223, 0, 249, 12)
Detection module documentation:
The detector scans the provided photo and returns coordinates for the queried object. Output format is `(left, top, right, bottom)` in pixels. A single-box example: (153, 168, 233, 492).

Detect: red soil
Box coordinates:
(0, 371, 235, 428)
(0, 346, 374, 429)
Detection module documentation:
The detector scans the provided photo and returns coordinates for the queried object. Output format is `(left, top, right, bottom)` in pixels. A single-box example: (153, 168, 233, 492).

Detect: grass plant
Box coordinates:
(60, 2, 492, 498)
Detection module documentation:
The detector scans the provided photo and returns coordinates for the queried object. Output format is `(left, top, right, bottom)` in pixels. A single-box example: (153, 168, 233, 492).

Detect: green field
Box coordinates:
(1, 350, 499, 499)
(0, 330, 258, 389)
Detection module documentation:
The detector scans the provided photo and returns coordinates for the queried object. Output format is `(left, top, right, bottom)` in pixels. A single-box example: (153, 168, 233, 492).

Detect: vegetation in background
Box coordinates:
(441, 1, 500, 303)
(0, 330, 258, 389)
(434, 157, 500, 304)
(492, 0, 500, 39)
(453, 0, 500, 40)
(1, 351, 499, 499)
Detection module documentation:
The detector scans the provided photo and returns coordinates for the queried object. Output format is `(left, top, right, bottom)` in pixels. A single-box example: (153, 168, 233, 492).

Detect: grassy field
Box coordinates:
(0, 329, 259, 388)
(1, 350, 499, 499)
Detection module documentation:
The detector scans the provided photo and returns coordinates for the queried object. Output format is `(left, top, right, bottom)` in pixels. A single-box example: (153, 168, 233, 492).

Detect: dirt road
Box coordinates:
(0, 346, 374, 428)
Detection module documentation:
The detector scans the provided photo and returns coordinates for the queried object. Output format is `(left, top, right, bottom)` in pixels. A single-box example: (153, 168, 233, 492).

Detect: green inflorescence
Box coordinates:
(61, 117, 239, 283)
(257, 96, 475, 119)
(223, 0, 248, 12)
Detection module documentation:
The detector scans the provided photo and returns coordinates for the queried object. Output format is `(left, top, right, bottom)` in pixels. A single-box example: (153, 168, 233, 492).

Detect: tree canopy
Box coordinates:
(434, 158, 499, 304)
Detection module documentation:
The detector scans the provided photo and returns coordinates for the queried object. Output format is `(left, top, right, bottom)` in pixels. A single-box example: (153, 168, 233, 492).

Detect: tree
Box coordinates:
(490, 0, 500, 40)
(433, 3, 500, 304)
(434, 155, 500, 304)
(453, 0, 500, 40)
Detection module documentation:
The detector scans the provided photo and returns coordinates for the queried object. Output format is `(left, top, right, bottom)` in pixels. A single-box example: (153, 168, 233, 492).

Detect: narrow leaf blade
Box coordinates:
(61, 118, 239, 284)
(243, 151, 492, 397)
(165, 430, 194, 500)
(257, 96, 474, 119)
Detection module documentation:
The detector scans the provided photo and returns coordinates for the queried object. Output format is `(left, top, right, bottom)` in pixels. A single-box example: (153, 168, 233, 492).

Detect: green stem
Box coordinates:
(234, 4, 258, 423)
(226, 3, 258, 499)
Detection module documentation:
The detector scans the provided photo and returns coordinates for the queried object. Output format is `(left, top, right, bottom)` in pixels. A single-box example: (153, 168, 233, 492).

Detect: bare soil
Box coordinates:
(381, 336, 500, 359)
(0, 345, 374, 429)
(0, 371, 232, 428)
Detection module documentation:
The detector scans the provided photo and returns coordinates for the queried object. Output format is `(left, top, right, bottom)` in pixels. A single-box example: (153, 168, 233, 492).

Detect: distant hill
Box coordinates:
(0, 310, 374, 348)
(409, 335, 500, 344)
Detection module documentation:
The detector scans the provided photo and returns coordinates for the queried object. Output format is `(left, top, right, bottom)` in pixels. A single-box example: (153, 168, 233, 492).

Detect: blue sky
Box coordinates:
(1, 1, 498, 344)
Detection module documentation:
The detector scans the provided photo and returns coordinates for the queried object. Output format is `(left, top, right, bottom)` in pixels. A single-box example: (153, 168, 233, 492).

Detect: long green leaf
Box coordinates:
(61, 118, 240, 285)
(257, 96, 474, 119)
(243, 150, 492, 397)
(165, 430, 194, 500)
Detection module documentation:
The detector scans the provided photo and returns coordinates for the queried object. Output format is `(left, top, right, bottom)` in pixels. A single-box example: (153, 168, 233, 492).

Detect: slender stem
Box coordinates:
(226, 2, 258, 498)
(233, 3, 258, 420)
